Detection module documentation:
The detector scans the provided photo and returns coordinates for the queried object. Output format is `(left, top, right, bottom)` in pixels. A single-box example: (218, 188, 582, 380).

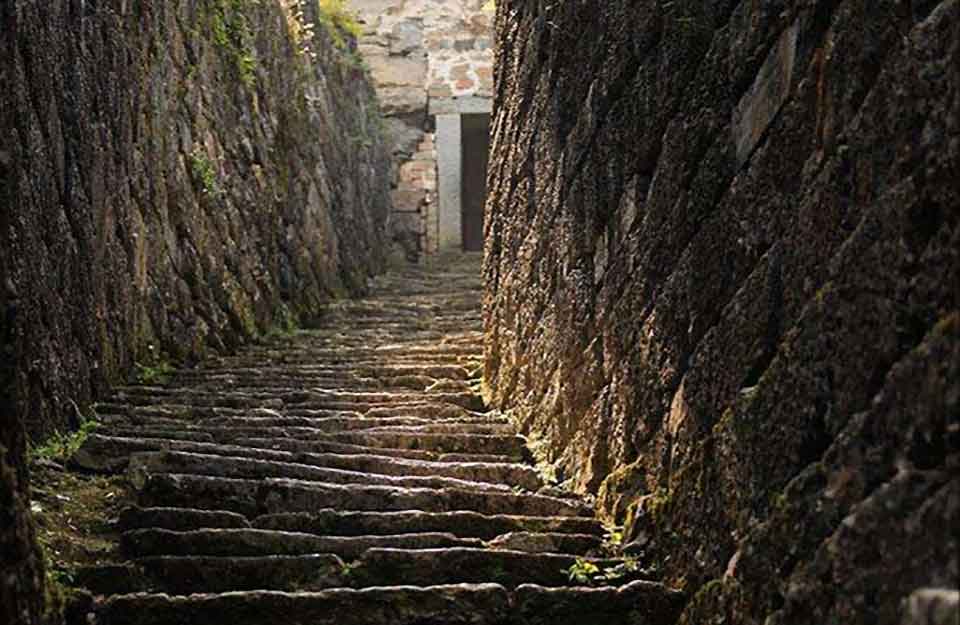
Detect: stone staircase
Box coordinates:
(73, 254, 684, 625)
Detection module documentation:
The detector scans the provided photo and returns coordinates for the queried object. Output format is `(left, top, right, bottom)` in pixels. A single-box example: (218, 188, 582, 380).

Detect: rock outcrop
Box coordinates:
(484, 0, 958, 622)
(1, 0, 390, 621)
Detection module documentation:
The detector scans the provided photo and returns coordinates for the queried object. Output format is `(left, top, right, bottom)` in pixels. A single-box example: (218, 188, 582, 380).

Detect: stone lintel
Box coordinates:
(430, 96, 492, 116)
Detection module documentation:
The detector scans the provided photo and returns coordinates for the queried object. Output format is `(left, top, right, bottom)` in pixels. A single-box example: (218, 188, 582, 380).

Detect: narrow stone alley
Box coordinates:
(67, 255, 682, 624)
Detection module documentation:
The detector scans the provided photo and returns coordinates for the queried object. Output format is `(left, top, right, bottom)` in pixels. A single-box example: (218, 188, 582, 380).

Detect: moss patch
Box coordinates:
(30, 463, 133, 600)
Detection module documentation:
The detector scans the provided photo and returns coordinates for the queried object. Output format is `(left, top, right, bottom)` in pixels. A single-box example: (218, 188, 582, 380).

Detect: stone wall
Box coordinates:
(0, 1, 390, 618)
(484, 0, 958, 622)
(350, 0, 493, 257)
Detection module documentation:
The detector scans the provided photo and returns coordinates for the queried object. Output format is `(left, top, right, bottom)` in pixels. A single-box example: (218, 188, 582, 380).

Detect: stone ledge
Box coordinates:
(429, 96, 492, 115)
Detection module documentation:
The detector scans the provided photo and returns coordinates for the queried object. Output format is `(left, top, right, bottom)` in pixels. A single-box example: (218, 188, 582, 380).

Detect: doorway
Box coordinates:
(460, 113, 490, 252)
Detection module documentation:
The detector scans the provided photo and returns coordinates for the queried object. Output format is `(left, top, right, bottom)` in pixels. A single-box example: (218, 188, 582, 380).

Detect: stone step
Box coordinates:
(161, 375, 473, 391)
(228, 344, 483, 359)
(99, 411, 505, 431)
(234, 437, 518, 464)
(126, 451, 517, 493)
(121, 528, 483, 560)
(252, 510, 605, 540)
(87, 549, 632, 596)
(176, 375, 475, 392)
(95, 584, 511, 625)
(217, 353, 482, 366)
(485, 531, 604, 555)
(346, 548, 628, 588)
(187, 363, 474, 380)
(78, 435, 540, 488)
(96, 402, 487, 423)
(137, 474, 592, 518)
(198, 418, 511, 435)
(119, 506, 251, 531)
(318, 300, 481, 314)
(63, 257, 683, 622)
(298, 318, 483, 332)
(80, 555, 345, 595)
(512, 581, 686, 625)
(106, 389, 485, 411)
(106, 426, 524, 457)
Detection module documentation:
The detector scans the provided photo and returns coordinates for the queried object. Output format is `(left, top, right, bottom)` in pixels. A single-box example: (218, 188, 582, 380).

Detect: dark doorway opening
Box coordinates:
(461, 113, 490, 252)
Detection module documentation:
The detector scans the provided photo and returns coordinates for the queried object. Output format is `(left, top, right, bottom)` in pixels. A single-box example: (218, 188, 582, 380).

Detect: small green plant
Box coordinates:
(597, 556, 642, 583)
(603, 525, 624, 547)
(189, 148, 222, 198)
(567, 556, 644, 586)
(30, 419, 99, 464)
(567, 558, 601, 584)
(602, 524, 624, 554)
(135, 360, 175, 385)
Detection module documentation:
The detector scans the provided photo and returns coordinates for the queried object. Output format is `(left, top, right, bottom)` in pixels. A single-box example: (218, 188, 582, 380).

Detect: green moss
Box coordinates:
(205, 0, 257, 87)
(317, 0, 362, 51)
(645, 487, 673, 523)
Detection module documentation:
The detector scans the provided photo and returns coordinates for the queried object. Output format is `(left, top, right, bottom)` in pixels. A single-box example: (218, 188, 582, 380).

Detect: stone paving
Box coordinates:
(74, 254, 683, 625)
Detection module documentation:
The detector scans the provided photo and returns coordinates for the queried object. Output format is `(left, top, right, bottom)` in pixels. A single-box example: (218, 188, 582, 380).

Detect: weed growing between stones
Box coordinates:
(566, 556, 644, 585)
(29, 418, 99, 465)
(188, 148, 223, 198)
(135, 360, 175, 385)
(567, 558, 600, 584)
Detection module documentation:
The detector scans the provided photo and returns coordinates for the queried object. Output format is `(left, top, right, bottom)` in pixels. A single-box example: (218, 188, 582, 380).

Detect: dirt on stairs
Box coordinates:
(68, 254, 684, 625)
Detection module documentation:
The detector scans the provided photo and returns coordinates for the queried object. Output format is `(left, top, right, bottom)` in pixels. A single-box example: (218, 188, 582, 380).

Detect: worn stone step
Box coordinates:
(296, 320, 483, 334)
(107, 426, 523, 457)
(102, 411, 505, 431)
(78, 434, 541, 488)
(96, 402, 489, 423)
(119, 506, 251, 531)
(85, 554, 346, 594)
(235, 437, 518, 464)
(137, 474, 592, 517)
(95, 584, 511, 625)
(106, 389, 484, 412)
(121, 528, 483, 560)
(253, 510, 605, 540)
(184, 375, 475, 392)
(485, 531, 604, 555)
(111, 426, 525, 457)
(190, 363, 474, 380)
(168, 369, 471, 386)
(513, 581, 686, 625)
(127, 451, 516, 493)
(347, 548, 628, 588)
(307, 431, 525, 457)
(228, 345, 482, 360)
(195, 417, 510, 436)
(218, 353, 482, 366)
